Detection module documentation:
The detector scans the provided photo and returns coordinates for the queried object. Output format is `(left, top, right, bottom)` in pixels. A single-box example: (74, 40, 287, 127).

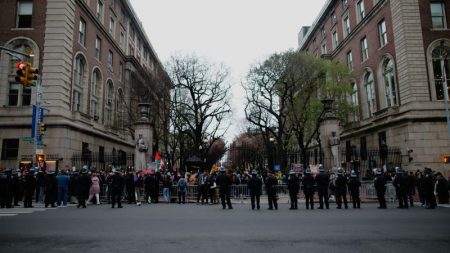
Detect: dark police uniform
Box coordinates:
(23, 169, 36, 208)
(287, 173, 300, 210)
(374, 171, 387, 209)
(315, 170, 330, 209)
(77, 170, 91, 208)
(393, 170, 409, 209)
(302, 171, 315, 210)
(216, 168, 233, 209)
(248, 172, 262, 210)
(111, 171, 125, 208)
(335, 172, 348, 209)
(44, 171, 58, 208)
(265, 173, 278, 210)
(347, 173, 361, 209)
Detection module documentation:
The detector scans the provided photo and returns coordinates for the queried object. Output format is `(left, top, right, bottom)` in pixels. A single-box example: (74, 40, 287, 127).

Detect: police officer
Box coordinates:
(248, 170, 262, 210)
(335, 168, 348, 209)
(265, 171, 278, 210)
(77, 168, 91, 208)
(287, 170, 300, 210)
(315, 165, 330, 209)
(423, 167, 436, 209)
(12, 169, 23, 206)
(302, 167, 315, 210)
(216, 167, 232, 209)
(110, 168, 125, 208)
(23, 168, 37, 208)
(44, 170, 57, 208)
(0, 169, 13, 208)
(347, 170, 361, 209)
(374, 168, 387, 209)
(393, 167, 408, 209)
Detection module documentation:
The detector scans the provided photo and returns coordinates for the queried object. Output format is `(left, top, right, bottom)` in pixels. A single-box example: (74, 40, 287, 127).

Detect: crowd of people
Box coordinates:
(0, 164, 449, 210)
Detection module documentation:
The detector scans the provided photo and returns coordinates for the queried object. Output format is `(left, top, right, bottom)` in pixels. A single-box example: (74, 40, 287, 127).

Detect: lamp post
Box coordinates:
(439, 41, 450, 138)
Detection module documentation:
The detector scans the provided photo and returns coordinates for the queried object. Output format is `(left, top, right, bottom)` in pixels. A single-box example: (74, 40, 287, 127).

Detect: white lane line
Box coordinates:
(0, 214, 18, 217)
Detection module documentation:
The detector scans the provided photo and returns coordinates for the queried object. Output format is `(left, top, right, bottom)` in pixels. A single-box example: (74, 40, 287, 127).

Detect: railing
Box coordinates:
(96, 181, 397, 204)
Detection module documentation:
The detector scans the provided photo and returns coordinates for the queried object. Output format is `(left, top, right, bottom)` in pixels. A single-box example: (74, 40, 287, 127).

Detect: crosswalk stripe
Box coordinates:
(0, 214, 18, 217)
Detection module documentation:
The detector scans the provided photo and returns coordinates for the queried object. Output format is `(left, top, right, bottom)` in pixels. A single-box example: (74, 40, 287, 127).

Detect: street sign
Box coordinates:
(21, 136, 34, 142)
(36, 149, 44, 155)
(31, 105, 44, 139)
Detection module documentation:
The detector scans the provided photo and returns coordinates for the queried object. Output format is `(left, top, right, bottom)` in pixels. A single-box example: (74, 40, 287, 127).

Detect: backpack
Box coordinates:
(178, 178, 187, 189)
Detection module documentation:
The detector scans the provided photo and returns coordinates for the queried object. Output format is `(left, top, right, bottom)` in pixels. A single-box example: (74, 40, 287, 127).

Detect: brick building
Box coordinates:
(0, 0, 172, 170)
(298, 0, 450, 174)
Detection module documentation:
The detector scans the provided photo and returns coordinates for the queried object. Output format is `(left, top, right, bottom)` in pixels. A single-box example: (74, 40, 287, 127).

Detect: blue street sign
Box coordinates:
(274, 164, 280, 172)
(31, 105, 44, 139)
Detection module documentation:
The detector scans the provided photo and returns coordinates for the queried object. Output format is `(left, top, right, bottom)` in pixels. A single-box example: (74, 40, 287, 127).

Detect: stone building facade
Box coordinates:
(299, 0, 450, 174)
(0, 0, 172, 171)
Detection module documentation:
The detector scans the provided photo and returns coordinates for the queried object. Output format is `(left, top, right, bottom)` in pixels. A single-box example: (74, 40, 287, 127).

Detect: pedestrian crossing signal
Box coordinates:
(440, 155, 450, 163)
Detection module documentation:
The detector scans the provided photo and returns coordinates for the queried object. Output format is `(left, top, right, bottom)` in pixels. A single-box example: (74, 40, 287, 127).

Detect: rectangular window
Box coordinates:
(331, 12, 337, 25)
(79, 19, 86, 46)
(342, 0, 348, 9)
(120, 29, 125, 50)
(109, 16, 116, 36)
(347, 51, 353, 70)
(108, 50, 113, 71)
(91, 100, 98, 118)
(95, 36, 101, 60)
(8, 83, 19, 106)
(119, 62, 123, 81)
(321, 27, 325, 39)
(332, 30, 339, 49)
(22, 86, 31, 106)
(321, 43, 327, 54)
(360, 136, 367, 161)
(431, 2, 447, 29)
(343, 16, 351, 37)
(357, 0, 365, 23)
(17, 1, 33, 28)
(378, 19, 388, 47)
(96, 0, 104, 22)
(1, 139, 19, 160)
(361, 37, 368, 61)
(73, 90, 81, 112)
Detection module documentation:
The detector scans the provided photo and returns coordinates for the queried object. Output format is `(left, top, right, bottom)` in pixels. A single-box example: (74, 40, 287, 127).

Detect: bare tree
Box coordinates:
(166, 53, 231, 161)
(244, 52, 293, 172)
(244, 50, 353, 171)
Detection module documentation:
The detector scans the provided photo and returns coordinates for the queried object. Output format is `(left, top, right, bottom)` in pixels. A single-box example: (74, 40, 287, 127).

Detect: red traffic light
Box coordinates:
(16, 62, 26, 70)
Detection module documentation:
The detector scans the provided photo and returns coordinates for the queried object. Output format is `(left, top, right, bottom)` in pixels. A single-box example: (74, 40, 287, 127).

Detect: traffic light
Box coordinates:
(14, 61, 38, 86)
(15, 62, 28, 85)
(39, 122, 46, 136)
(26, 64, 39, 85)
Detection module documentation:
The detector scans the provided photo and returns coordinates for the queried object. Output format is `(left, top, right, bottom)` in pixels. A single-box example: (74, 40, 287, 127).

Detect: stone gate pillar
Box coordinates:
(134, 103, 153, 171)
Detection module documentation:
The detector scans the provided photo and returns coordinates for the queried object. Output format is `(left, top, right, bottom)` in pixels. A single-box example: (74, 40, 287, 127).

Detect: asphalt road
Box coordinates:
(0, 202, 449, 253)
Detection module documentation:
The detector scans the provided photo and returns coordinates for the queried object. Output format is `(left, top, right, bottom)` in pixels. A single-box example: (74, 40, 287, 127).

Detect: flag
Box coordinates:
(154, 151, 161, 162)
(154, 151, 161, 172)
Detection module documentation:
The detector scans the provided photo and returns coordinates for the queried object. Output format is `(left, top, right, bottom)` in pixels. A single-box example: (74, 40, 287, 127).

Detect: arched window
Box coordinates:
(116, 88, 125, 130)
(104, 80, 113, 126)
(3, 39, 36, 107)
(73, 55, 86, 112)
(90, 69, 101, 119)
(350, 81, 359, 122)
(91, 69, 101, 97)
(382, 59, 397, 107)
(364, 72, 375, 118)
(432, 45, 450, 100)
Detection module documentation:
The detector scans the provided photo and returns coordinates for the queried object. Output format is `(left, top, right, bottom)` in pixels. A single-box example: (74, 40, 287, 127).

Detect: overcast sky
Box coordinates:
(128, 0, 327, 142)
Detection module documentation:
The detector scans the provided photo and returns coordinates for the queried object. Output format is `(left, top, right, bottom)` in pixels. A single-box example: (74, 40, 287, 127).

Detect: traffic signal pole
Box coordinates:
(33, 75, 43, 167)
